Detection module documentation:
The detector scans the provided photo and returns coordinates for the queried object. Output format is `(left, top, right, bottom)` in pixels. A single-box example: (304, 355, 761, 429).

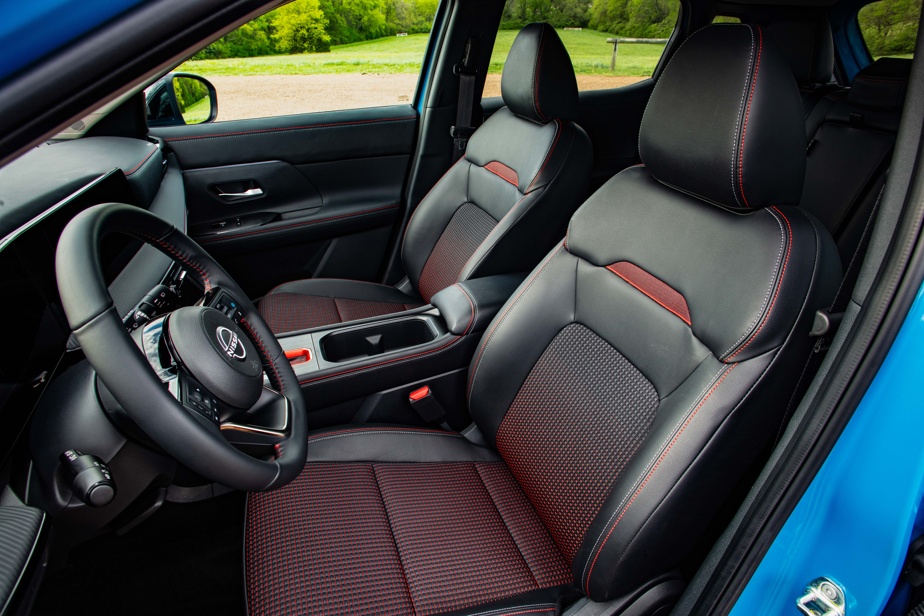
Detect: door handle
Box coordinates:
(216, 187, 264, 199)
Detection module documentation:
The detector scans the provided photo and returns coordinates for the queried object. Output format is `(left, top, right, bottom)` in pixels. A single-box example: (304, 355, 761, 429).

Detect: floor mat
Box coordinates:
(31, 492, 246, 616)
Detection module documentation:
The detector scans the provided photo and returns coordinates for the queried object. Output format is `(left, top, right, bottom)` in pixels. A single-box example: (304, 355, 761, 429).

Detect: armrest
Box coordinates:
(431, 274, 526, 336)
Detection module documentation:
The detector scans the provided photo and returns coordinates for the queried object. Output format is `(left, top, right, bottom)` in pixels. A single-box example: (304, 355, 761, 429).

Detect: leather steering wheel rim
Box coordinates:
(55, 203, 308, 492)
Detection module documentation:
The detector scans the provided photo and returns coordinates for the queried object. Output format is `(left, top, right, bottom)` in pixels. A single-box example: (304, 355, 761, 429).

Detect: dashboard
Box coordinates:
(0, 136, 188, 471)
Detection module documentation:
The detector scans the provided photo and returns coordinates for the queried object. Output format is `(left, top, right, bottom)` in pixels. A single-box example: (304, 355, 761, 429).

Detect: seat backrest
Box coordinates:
(763, 14, 841, 135)
(799, 57, 912, 262)
(401, 23, 592, 303)
(467, 24, 841, 601)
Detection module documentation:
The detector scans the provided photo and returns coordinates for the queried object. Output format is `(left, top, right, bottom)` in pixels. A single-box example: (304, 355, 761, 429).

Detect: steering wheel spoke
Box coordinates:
(221, 388, 290, 453)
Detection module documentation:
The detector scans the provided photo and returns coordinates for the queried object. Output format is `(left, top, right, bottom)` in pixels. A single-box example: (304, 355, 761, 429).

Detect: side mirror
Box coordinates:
(145, 73, 217, 127)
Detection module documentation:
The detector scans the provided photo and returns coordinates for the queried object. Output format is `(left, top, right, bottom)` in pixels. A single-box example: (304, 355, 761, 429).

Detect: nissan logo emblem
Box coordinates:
(216, 326, 246, 361)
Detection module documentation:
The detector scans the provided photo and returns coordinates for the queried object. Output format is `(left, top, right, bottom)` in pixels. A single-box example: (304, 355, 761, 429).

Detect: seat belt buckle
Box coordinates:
(453, 62, 477, 77)
(408, 385, 448, 425)
(450, 126, 475, 153)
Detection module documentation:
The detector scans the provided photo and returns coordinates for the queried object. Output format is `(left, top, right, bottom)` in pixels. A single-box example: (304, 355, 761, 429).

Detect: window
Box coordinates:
(175, 0, 437, 122)
(858, 0, 921, 59)
(486, 0, 679, 95)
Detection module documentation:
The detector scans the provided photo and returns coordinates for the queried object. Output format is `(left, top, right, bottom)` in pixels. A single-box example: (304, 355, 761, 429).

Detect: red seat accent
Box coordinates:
(485, 161, 519, 187)
(606, 261, 692, 326)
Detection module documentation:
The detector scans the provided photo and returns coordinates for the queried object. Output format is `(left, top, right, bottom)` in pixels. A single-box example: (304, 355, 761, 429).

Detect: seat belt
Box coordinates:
(451, 36, 479, 162)
(776, 183, 886, 440)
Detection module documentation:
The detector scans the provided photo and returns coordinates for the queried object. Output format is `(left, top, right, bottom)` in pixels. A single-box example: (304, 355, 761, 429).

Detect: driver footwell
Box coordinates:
(32, 492, 246, 615)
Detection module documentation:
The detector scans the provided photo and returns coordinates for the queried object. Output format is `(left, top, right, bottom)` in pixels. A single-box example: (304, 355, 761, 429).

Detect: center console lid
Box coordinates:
(430, 274, 525, 335)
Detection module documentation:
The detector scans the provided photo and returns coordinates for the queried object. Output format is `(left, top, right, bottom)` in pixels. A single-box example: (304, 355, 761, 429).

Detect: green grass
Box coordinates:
(489, 29, 664, 76)
(179, 29, 664, 78)
(182, 95, 212, 124)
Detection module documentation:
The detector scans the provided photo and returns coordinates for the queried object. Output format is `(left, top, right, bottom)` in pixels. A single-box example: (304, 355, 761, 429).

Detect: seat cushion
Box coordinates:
(245, 427, 573, 616)
(258, 279, 423, 334)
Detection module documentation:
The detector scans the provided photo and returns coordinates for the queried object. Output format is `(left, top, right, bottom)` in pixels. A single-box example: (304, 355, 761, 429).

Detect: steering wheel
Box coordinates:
(55, 203, 308, 491)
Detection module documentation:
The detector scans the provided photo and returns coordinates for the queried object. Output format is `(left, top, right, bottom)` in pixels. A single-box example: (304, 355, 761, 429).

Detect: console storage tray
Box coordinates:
(320, 317, 438, 363)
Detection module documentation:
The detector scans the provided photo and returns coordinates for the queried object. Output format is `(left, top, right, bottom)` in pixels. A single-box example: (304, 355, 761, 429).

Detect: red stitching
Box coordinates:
(163, 116, 414, 142)
(607, 263, 692, 326)
(727, 206, 793, 360)
(199, 205, 398, 244)
(309, 427, 460, 441)
(125, 146, 159, 176)
(468, 246, 561, 399)
(133, 230, 211, 291)
(401, 156, 467, 261)
(526, 120, 562, 192)
(241, 318, 284, 394)
(533, 27, 547, 121)
(584, 363, 737, 592)
(484, 161, 519, 186)
(738, 26, 763, 208)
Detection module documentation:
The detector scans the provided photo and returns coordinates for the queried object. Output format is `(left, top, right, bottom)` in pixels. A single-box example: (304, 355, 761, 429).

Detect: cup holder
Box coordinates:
(320, 317, 438, 363)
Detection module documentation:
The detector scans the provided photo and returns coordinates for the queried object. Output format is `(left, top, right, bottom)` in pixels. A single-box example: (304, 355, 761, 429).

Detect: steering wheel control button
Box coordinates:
(167, 306, 262, 409)
(212, 291, 244, 323)
(183, 378, 220, 423)
(123, 284, 180, 332)
(61, 450, 116, 508)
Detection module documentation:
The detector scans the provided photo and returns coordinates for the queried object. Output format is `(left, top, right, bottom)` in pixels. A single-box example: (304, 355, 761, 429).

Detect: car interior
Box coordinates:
(0, 0, 921, 613)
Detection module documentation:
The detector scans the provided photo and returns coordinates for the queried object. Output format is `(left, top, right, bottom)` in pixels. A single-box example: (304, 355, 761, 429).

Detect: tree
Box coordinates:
(859, 0, 921, 56)
(588, 0, 678, 36)
(501, 0, 591, 29)
(272, 0, 332, 53)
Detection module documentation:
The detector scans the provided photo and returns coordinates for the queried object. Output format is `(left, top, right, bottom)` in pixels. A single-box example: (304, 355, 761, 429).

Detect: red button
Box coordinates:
(409, 386, 430, 401)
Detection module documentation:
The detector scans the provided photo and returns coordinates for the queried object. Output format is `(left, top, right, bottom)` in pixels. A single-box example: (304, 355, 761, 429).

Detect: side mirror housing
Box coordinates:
(146, 73, 217, 127)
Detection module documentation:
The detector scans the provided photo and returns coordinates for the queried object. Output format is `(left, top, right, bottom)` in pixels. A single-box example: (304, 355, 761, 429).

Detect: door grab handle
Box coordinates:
(217, 187, 264, 199)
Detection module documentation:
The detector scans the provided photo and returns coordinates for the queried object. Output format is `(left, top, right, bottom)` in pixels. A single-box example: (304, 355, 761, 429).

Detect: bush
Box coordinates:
(273, 0, 332, 53)
(859, 0, 921, 56)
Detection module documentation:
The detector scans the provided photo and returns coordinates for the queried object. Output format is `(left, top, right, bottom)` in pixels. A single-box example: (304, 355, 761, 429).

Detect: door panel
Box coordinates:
(152, 105, 418, 298)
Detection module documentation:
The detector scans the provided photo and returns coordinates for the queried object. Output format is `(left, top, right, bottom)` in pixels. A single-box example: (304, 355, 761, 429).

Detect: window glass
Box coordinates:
(176, 0, 437, 121)
(858, 0, 921, 59)
(486, 0, 679, 95)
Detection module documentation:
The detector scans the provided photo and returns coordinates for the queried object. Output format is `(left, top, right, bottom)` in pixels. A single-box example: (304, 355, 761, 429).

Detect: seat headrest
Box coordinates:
(765, 16, 835, 85)
(501, 23, 579, 123)
(639, 24, 806, 211)
(849, 57, 912, 111)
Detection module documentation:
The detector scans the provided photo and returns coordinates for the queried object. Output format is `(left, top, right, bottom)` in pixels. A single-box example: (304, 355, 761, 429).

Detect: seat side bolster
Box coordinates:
(306, 425, 500, 463)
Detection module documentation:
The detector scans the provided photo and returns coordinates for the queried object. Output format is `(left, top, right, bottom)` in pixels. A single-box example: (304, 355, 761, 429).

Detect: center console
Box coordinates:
(274, 274, 525, 414)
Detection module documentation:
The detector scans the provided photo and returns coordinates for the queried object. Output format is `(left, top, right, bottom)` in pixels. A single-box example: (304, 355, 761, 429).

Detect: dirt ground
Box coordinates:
(207, 73, 648, 121)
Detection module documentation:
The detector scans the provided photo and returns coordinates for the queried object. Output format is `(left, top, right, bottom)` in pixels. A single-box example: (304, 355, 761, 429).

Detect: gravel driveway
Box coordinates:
(207, 73, 647, 121)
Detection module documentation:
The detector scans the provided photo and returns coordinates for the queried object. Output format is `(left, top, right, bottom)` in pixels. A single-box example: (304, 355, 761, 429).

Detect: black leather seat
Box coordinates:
(763, 15, 838, 129)
(245, 24, 840, 615)
(799, 57, 912, 263)
(259, 23, 592, 335)
(763, 16, 910, 264)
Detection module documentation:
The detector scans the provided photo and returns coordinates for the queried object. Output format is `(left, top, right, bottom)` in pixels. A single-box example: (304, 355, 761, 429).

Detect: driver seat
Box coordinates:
(245, 25, 840, 615)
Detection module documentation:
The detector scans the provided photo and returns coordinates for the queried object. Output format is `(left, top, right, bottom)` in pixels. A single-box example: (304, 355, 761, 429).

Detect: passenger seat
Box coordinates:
(799, 57, 912, 262)
(259, 23, 593, 335)
(764, 15, 839, 129)
(764, 14, 911, 263)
